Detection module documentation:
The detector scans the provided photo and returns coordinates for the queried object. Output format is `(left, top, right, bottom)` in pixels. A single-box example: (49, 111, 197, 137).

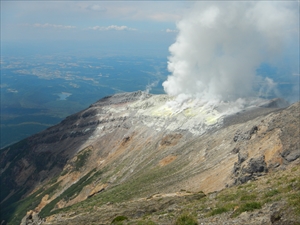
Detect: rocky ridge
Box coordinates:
(0, 91, 299, 225)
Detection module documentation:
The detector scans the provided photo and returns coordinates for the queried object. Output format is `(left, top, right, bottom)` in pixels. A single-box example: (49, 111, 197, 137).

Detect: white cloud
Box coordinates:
(88, 25, 137, 31)
(74, 2, 186, 22)
(31, 23, 76, 29)
(147, 12, 182, 22)
(89, 4, 106, 12)
(166, 29, 178, 33)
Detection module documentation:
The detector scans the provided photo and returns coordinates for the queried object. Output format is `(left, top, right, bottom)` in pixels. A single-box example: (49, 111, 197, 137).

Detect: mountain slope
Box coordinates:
(0, 91, 299, 225)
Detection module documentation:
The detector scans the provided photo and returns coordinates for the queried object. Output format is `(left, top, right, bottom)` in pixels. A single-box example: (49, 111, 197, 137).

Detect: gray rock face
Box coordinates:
(92, 91, 151, 107)
(260, 98, 290, 108)
(233, 125, 258, 142)
(232, 124, 269, 185)
(244, 156, 268, 174)
(233, 155, 268, 185)
(282, 149, 300, 162)
(20, 212, 43, 225)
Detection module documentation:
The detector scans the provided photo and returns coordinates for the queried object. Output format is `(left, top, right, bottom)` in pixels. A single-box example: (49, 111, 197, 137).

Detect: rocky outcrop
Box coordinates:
(20, 211, 43, 225)
(233, 155, 268, 184)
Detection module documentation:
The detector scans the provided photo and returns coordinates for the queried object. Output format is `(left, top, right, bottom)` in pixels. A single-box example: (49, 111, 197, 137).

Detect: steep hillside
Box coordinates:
(0, 91, 299, 225)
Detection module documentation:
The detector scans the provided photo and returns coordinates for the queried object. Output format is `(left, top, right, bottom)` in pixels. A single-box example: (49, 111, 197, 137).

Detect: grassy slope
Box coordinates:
(17, 161, 298, 225)
(5, 152, 300, 225)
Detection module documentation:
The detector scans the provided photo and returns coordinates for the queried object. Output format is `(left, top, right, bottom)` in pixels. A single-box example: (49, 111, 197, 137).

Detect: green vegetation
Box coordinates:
(197, 166, 300, 220)
(37, 163, 299, 224)
(175, 213, 198, 225)
(4, 157, 299, 225)
(217, 192, 237, 202)
(3, 182, 61, 225)
(111, 215, 128, 224)
(1, 187, 30, 224)
(291, 167, 298, 172)
(210, 187, 262, 217)
(0, 140, 29, 192)
(39, 169, 102, 218)
(84, 159, 188, 206)
(136, 220, 157, 225)
(240, 202, 262, 211)
(264, 189, 280, 198)
(240, 194, 257, 201)
(288, 192, 300, 214)
(60, 168, 69, 176)
(232, 202, 262, 217)
(192, 191, 206, 200)
(74, 148, 92, 171)
(209, 207, 229, 216)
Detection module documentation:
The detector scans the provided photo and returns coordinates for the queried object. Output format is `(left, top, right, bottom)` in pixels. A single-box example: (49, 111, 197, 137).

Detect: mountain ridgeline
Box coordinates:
(0, 91, 299, 225)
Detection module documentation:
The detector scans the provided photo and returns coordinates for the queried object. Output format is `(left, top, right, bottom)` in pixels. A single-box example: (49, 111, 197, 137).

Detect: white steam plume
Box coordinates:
(163, 1, 298, 101)
(258, 77, 278, 98)
(145, 80, 159, 94)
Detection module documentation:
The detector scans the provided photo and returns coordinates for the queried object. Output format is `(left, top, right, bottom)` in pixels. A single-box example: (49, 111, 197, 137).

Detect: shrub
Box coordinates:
(175, 213, 198, 225)
(39, 169, 99, 218)
(75, 150, 91, 170)
(217, 193, 237, 202)
(288, 192, 300, 214)
(231, 202, 262, 217)
(264, 189, 279, 198)
(111, 215, 128, 224)
(239, 202, 261, 212)
(209, 207, 229, 216)
(240, 194, 257, 201)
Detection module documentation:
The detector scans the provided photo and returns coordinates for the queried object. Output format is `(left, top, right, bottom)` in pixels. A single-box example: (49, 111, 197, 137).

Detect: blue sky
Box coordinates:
(0, 1, 299, 104)
(1, 1, 191, 56)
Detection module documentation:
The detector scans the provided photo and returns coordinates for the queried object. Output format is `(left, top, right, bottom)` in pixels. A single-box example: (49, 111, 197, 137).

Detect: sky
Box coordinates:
(1, 1, 190, 56)
(1, 1, 299, 102)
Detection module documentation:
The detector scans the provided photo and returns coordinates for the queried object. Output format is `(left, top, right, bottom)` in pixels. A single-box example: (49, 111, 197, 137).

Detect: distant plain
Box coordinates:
(0, 55, 168, 148)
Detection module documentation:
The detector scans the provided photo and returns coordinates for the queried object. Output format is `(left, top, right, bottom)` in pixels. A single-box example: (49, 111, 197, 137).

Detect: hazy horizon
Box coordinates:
(1, 1, 188, 57)
(1, 1, 299, 148)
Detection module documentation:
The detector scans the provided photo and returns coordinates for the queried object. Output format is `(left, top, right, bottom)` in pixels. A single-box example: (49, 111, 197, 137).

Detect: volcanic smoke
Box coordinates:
(163, 1, 298, 102)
